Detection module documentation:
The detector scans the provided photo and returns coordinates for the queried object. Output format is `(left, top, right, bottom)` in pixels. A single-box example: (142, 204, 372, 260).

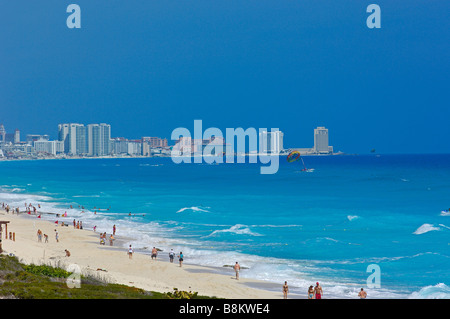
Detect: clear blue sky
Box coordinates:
(1, 1, 449, 153)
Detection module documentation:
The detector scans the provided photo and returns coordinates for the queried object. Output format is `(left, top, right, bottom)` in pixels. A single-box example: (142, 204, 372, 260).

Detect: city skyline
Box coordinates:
(0, 120, 334, 159)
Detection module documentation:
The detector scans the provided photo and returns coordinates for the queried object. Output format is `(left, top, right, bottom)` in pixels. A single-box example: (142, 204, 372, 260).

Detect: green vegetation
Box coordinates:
(0, 255, 214, 299)
(165, 288, 199, 299)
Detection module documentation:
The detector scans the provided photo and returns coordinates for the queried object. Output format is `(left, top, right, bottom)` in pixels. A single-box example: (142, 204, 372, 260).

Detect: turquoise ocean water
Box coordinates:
(0, 154, 449, 298)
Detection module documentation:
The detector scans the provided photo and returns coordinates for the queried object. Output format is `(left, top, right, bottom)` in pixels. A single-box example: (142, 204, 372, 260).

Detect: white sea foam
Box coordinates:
(409, 283, 450, 299)
(347, 215, 360, 221)
(73, 195, 101, 198)
(413, 224, 441, 235)
(176, 206, 210, 213)
(440, 210, 450, 216)
(0, 191, 53, 207)
(250, 224, 302, 228)
(205, 224, 263, 237)
(309, 252, 450, 266)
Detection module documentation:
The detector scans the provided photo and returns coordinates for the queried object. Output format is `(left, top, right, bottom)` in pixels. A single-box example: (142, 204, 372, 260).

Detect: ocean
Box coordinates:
(1, 154, 449, 298)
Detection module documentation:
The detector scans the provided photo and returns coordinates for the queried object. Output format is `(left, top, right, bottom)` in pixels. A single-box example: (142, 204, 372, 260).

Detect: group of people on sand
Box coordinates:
(35, 228, 61, 243)
(307, 282, 323, 299)
(1, 202, 42, 215)
(281, 281, 368, 299)
(282, 282, 323, 299)
(127, 245, 184, 267)
(99, 232, 115, 246)
(2, 203, 19, 214)
(72, 219, 83, 230)
(25, 203, 39, 214)
(36, 229, 48, 243)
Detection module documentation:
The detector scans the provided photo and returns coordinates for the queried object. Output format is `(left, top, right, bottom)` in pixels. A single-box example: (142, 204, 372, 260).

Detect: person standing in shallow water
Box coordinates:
(169, 249, 175, 263)
(128, 245, 133, 259)
(178, 252, 184, 267)
(308, 286, 315, 299)
(151, 247, 158, 260)
(314, 282, 323, 299)
(358, 288, 367, 299)
(234, 262, 241, 280)
(282, 281, 289, 299)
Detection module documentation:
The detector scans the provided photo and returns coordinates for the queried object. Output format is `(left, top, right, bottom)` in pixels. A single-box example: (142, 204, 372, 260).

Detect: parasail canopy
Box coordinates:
(287, 151, 301, 163)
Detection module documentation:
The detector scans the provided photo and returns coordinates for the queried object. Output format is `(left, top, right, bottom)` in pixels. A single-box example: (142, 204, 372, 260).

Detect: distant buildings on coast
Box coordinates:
(263, 126, 334, 155)
(0, 123, 170, 159)
(288, 126, 334, 155)
(0, 122, 337, 160)
(171, 127, 335, 157)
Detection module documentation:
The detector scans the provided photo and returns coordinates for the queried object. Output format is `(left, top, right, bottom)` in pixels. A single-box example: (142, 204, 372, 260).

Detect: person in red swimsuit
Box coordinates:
(314, 282, 323, 299)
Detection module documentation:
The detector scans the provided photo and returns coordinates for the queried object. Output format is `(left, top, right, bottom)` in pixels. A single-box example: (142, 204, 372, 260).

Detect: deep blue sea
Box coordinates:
(1, 154, 449, 298)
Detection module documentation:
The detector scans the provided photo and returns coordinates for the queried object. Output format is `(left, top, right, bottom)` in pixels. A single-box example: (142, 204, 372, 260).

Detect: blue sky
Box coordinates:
(1, 1, 449, 153)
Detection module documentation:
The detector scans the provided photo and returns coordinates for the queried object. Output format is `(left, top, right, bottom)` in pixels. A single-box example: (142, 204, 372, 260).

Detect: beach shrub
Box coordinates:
(23, 264, 71, 278)
(165, 288, 199, 299)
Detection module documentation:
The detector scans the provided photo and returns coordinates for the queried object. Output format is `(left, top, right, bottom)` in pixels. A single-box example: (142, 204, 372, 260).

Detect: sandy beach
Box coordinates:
(0, 209, 286, 299)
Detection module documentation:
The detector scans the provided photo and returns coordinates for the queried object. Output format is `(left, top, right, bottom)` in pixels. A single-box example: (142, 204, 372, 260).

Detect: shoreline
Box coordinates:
(0, 208, 302, 299)
(0, 152, 349, 163)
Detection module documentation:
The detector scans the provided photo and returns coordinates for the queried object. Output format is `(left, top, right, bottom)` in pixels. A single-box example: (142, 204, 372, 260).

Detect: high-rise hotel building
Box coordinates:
(59, 123, 110, 156)
(314, 126, 331, 154)
(87, 123, 111, 156)
(58, 123, 87, 155)
(259, 130, 284, 154)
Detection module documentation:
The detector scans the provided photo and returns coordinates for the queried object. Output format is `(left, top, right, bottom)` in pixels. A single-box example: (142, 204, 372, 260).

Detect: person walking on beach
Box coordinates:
(314, 282, 323, 299)
(128, 245, 134, 259)
(113, 224, 116, 235)
(358, 288, 367, 299)
(151, 247, 158, 260)
(234, 262, 241, 280)
(55, 230, 59, 243)
(169, 249, 175, 263)
(282, 281, 289, 299)
(308, 286, 315, 299)
(44, 234, 48, 243)
(37, 229, 42, 242)
(178, 252, 184, 267)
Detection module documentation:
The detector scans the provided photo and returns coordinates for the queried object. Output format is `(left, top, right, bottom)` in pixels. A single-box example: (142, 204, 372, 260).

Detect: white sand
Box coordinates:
(0, 210, 281, 299)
